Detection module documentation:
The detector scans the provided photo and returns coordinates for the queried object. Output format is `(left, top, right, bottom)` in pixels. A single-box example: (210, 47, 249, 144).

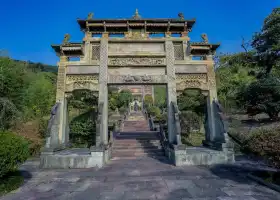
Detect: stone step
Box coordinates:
(112, 151, 165, 157)
(113, 139, 160, 143)
(113, 145, 162, 150)
(113, 148, 163, 154)
(111, 155, 167, 161)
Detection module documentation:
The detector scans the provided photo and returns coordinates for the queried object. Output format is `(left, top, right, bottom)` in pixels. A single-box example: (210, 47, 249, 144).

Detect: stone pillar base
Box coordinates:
(40, 144, 112, 169)
(163, 142, 235, 166)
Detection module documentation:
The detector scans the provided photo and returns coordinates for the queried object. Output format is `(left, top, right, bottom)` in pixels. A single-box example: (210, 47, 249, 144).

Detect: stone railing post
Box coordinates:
(98, 35, 109, 146)
(165, 40, 178, 144)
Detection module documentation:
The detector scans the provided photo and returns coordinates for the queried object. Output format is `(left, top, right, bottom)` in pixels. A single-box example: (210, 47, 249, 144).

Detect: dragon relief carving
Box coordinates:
(108, 57, 165, 66)
(123, 74, 152, 83)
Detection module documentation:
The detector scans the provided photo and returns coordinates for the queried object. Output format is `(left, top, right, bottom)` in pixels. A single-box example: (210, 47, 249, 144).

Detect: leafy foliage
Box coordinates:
(144, 94, 153, 107)
(0, 132, 29, 178)
(252, 8, 280, 75)
(237, 76, 280, 119)
(178, 89, 206, 116)
(68, 90, 97, 147)
(108, 88, 133, 111)
(243, 128, 280, 168)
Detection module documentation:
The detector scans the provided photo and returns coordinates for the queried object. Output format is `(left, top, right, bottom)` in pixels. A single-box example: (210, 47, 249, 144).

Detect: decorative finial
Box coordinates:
(63, 33, 70, 44)
(201, 33, 208, 43)
(132, 9, 141, 19)
(87, 12, 94, 20)
(178, 12, 184, 20)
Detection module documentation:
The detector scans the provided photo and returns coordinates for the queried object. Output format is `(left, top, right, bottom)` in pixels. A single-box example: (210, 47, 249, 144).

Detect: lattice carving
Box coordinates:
(176, 74, 208, 91)
(108, 57, 165, 66)
(99, 40, 108, 83)
(66, 75, 99, 83)
(174, 43, 184, 60)
(92, 44, 100, 60)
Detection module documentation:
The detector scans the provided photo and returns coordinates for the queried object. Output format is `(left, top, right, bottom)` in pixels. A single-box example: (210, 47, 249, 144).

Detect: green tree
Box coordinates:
(117, 90, 133, 108)
(178, 89, 205, 116)
(23, 73, 56, 119)
(144, 94, 153, 108)
(237, 76, 280, 120)
(252, 8, 280, 75)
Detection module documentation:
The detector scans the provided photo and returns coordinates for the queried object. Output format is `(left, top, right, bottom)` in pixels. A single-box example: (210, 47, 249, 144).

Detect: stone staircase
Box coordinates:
(112, 112, 165, 160)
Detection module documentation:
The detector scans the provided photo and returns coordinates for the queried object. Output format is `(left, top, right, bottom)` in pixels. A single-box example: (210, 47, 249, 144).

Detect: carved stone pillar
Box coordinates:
(83, 41, 91, 63)
(97, 36, 108, 146)
(55, 61, 67, 145)
(203, 55, 221, 149)
(165, 40, 178, 144)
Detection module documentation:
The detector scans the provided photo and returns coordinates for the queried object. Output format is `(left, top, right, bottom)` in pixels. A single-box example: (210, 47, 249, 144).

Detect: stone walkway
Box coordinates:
(1, 156, 280, 200)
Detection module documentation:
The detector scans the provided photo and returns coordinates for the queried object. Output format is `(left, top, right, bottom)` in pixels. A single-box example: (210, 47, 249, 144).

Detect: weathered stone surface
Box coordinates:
(3, 156, 279, 200)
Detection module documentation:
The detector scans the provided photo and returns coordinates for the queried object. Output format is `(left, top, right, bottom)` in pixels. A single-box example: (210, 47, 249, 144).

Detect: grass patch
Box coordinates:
(0, 171, 24, 196)
(182, 132, 204, 146)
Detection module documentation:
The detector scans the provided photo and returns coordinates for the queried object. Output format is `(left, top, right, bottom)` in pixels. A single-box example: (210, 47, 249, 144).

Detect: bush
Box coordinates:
(0, 132, 29, 178)
(179, 111, 201, 137)
(237, 76, 280, 120)
(244, 128, 280, 168)
(147, 106, 161, 117)
(69, 111, 96, 147)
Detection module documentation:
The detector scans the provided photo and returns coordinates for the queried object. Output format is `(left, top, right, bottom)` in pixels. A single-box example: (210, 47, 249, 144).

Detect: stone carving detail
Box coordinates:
(174, 43, 184, 60)
(63, 34, 70, 44)
(65, 75, 99, 92)
(108, 75, 167, 84)
(176, 74, 207, 82)
(99, 40, 108, 83)
(92, 44, 100, 60)
(125, 31, 149, 39)
(201, 33, 209, 43)
(66, 75, 98, 83)
(176, 74, 208, 90)
(108, 57, 164, 66)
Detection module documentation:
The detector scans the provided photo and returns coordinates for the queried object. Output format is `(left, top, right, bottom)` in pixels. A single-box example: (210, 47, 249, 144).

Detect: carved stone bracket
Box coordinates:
(108, 57, 165, 66)
(65, 75, 99, 92)
(108, 75, 167, 84)
(176, 74, 208, 91)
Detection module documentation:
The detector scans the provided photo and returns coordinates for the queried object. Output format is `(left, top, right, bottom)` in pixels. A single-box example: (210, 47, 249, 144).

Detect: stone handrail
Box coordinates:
(171, 101, 182, 145)
(45, 102, 62, 148)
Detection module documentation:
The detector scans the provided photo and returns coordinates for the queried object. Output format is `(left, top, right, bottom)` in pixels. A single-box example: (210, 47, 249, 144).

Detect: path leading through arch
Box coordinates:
(1, 156, 279, 200)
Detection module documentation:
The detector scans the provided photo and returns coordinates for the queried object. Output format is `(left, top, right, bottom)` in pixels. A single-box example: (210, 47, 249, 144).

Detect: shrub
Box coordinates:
(179, 111, 201, 137)
(0, 132, 29, 178)
(237, 76, 280, 120)
(69, 111, 96, 147)
(147, 106, 161, 117)
(244, 128, 280, 168)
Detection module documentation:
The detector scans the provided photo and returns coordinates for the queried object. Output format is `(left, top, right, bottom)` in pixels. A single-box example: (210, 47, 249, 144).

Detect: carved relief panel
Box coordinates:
(108, 74, 167, 84)
(65, 75, 99, 92)
(176, 74, 208, 91)
(108, 57, 165, 66)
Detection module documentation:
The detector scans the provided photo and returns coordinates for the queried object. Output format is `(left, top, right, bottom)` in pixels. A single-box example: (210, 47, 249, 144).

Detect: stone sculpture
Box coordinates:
(201, 33, 209, 43)
(45, 103, 61, 148)
(63, 34, 70, 44)
(87, 12, 94, 19)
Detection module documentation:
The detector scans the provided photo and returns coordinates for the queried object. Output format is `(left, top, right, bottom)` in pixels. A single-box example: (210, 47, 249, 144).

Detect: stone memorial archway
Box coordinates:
(42, 11, 234, 168)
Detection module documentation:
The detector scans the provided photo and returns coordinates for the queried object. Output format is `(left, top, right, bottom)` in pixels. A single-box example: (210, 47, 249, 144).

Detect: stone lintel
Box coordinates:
(175, 64, 207, 74)
(66, 65, 99, 74)
(107, 75, 168, 84)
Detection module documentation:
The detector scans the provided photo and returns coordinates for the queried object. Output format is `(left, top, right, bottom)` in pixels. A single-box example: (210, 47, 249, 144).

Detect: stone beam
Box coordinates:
(107, 75, 168, 84)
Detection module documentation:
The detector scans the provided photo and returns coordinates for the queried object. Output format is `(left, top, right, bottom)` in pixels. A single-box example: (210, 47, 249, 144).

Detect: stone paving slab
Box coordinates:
(1, 157, 280, 200)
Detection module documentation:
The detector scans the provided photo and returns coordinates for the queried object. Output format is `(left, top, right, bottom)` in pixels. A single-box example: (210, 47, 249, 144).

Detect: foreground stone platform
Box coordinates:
(1, 156, 279, 200)
(40, 147, 111, 169)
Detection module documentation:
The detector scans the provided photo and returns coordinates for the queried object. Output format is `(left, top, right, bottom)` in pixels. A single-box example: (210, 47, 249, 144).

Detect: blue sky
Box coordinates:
(0, 0, 278, 65)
